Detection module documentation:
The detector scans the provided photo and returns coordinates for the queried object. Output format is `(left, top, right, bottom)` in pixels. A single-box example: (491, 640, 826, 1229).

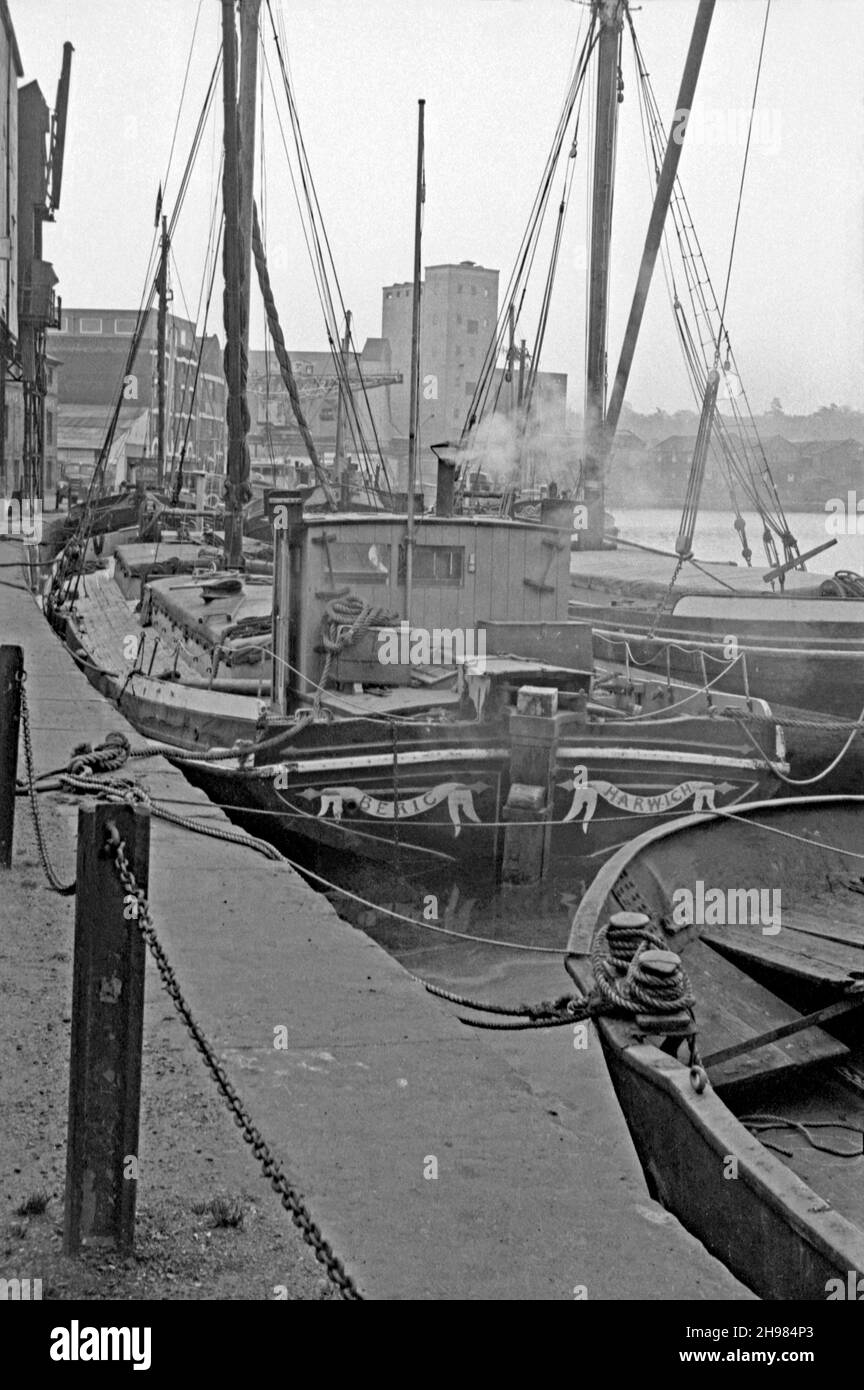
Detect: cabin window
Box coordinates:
(80, 318, 103, 334)
(412, 545, 464, 586)
(327, 541, 392, 582)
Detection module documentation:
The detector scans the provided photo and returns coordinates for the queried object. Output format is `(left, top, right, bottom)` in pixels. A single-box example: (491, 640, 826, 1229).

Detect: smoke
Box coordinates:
(459, 390, 571, 490)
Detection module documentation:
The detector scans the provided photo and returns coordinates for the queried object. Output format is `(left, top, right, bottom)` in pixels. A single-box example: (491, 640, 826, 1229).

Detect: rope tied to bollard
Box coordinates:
(432, 911, 707, 1091)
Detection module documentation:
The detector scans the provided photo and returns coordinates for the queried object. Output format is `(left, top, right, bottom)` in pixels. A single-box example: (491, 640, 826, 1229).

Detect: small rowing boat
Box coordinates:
(565, 794, 864, 1300)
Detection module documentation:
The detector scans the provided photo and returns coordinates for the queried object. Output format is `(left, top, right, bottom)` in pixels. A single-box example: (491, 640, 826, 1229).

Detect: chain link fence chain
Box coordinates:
(108, 834, 363, 1301)
(18, 677, 76, 895)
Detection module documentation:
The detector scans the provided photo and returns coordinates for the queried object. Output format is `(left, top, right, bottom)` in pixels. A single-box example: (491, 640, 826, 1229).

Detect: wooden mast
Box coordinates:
(581, 0, 625, 549)
(221, 0, 251, 570)
(333, 309, 351, 497)
(405, 97, 425, 623)
(604, 0, 716, 442)
(155, 215, 169, 489)
(238, 0, 261, 357)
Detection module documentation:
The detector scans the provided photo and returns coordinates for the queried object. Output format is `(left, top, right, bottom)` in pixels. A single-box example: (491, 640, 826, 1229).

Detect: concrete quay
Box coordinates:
(0, 539, 752, 1300)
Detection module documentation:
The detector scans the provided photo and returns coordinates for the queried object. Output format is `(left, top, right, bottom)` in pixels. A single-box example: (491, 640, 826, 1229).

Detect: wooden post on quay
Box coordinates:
(0, 645, 23, 868)
(64, 801, 149, 1255)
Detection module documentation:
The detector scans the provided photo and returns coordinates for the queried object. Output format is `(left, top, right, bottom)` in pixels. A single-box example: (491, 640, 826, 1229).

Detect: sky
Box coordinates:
(13, 0, 864, 415)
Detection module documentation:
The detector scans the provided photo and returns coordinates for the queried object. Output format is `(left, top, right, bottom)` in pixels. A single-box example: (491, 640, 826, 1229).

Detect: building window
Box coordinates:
(80, 317, 103, 334)
(412, 545, 464, 586)
(482, 318, 489, 328)
(60, 316, 70, 333)
(114, 318, 136, 334)
(467, 319, 478, 335)
(483, 289, 489, 298)
(465, 381, 477, 396)
(46, 410, 54, 444)
(386, 291, 392, 300)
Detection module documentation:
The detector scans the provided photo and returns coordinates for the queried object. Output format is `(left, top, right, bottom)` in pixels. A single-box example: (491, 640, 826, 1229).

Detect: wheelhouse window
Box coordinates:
(327, 541, 392, 582)
(412, 545, 464, 586)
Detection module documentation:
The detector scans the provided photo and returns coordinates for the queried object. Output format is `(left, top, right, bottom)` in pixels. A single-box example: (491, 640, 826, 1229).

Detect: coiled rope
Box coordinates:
(316, 590, 400, 711)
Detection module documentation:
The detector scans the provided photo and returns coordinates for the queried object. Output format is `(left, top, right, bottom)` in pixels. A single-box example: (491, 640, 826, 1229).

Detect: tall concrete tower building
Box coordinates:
(381, 261, 499, 458)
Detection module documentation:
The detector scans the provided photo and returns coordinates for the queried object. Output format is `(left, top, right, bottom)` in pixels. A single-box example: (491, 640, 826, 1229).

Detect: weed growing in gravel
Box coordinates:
(15, 1190, 50, 1216)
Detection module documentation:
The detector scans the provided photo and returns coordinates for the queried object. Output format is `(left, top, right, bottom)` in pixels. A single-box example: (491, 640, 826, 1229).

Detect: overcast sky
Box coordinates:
(15, 0, 864, 414)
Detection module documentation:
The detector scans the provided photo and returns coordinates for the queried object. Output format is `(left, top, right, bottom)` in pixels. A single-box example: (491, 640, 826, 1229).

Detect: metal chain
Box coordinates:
(18, 678, 76, 895)
(106, 831, 363, 1301)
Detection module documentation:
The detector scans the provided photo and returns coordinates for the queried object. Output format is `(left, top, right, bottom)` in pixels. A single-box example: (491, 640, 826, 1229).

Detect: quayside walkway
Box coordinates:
(0, 540, 752, 1299)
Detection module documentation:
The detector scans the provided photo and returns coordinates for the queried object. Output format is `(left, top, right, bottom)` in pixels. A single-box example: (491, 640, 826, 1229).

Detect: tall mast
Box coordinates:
(238, 0, 261, 357)
(333, 308, 351, 491)
(581, 0, 625, 549)
(405, 97, 425, 622)
(155, 215, 169, 489)
(221, 0, 251, 569)
(604, 0, 715, 442)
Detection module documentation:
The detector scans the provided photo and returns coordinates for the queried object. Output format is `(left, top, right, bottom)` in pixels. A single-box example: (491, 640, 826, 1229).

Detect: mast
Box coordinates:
(506, 303, 516, 414)
(604, 0, 716, 442)
(155, 215, 169, 489)
(405, 97, 425, 622)
(581, 0, 625, 548)
(238, 0, 262, 357)
(333, 309, 351, 492)
(221, 0, 251, 569)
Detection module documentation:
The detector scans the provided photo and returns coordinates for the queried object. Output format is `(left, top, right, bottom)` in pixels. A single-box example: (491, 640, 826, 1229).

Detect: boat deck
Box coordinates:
(570, 546, 823, 600)
(685, 941, 848, 1091)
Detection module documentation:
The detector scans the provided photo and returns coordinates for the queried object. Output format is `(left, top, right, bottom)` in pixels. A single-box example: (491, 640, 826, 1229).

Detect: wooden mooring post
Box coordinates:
(0, 644, 23, 868)
(501, 686, 561, 885)
(64, 801, 149, 1255)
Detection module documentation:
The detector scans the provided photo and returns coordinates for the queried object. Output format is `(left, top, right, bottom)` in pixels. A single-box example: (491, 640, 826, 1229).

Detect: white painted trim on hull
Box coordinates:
(191, 745, 779, 778)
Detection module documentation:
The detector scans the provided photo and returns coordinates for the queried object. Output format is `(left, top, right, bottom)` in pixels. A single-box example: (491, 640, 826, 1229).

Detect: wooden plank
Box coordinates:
(684, 940, 847, 1089)
(777, 903, 864, 952)
(702, 923, 864, 988)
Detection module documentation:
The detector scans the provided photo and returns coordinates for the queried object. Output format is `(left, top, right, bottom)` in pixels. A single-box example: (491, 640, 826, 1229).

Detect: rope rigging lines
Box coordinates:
(625, 2, 797, 577)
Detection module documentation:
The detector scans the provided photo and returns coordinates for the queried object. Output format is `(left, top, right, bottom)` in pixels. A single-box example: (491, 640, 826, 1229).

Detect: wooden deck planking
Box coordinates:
(702, 923, 864, 987)
(685, 940, 848, 1089)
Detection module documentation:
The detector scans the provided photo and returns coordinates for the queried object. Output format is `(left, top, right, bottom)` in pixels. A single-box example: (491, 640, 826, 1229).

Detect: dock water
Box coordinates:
(0, 538, 752, 1299)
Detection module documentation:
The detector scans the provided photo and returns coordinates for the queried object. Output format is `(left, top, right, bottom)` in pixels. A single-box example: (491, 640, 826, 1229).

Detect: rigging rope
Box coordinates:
(250, 200, 337, 505)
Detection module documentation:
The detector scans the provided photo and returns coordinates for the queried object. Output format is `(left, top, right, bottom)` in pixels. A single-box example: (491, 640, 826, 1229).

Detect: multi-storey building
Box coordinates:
(381, 261, 499, 458)
(50, 309, 226, 488)
(0, 3, 70, 499)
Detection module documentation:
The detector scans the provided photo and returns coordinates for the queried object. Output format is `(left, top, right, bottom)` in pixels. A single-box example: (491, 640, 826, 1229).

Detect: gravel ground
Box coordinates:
(1, 796, 339, 1301)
